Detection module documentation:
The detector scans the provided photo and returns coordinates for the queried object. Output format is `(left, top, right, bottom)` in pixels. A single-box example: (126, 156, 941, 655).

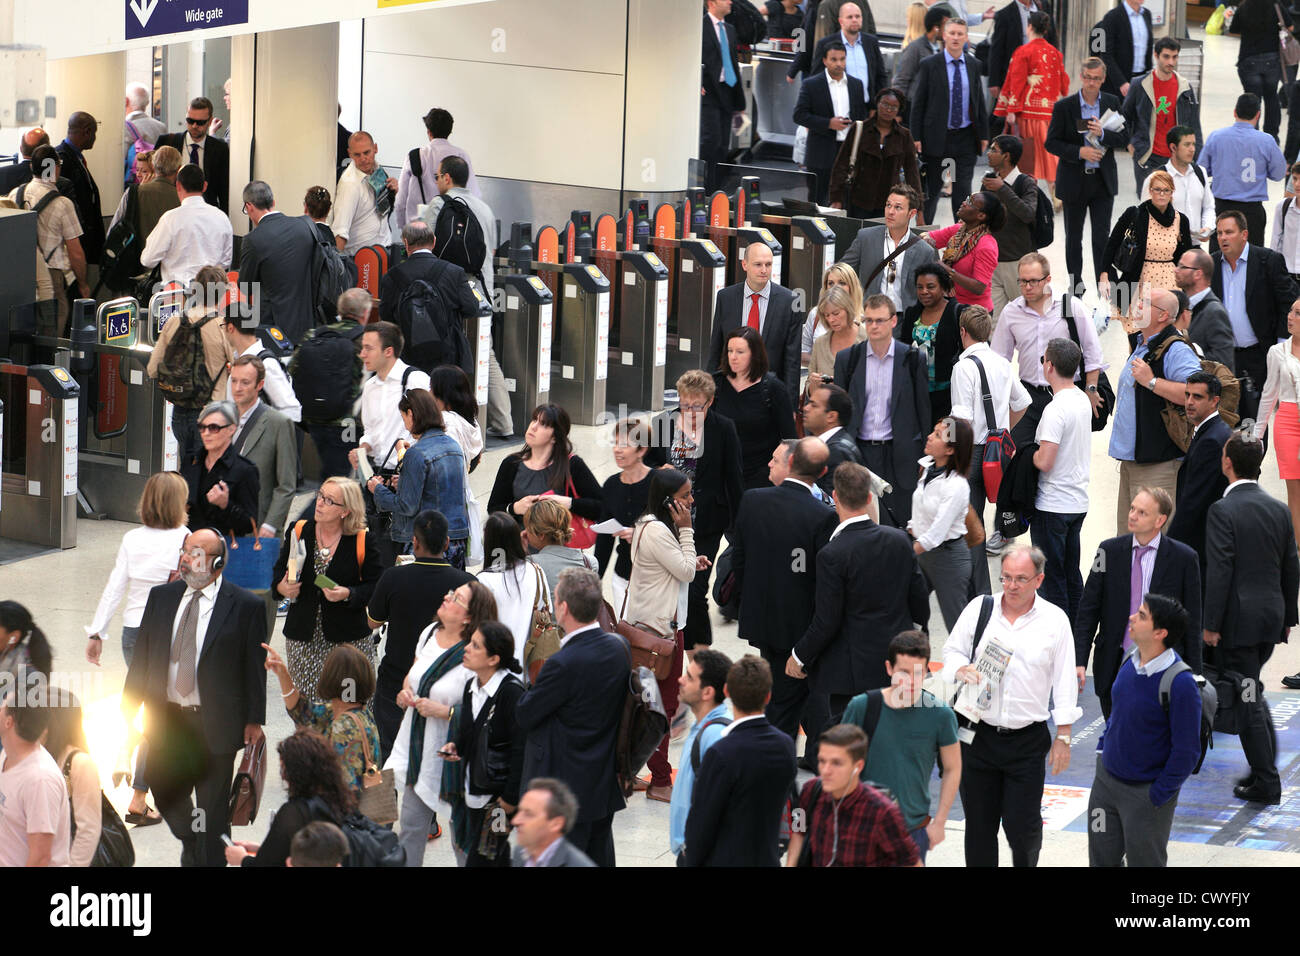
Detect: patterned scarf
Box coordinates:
(940, 223, 989, 267)
(406, 635, 465, 781)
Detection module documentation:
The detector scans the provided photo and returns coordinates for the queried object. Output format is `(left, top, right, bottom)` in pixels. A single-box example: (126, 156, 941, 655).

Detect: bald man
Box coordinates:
(334, 130, 398, 255)
(122, 527, 267, 867)
(54, 112, 105, 263)
(1107, 286, 1202, 532)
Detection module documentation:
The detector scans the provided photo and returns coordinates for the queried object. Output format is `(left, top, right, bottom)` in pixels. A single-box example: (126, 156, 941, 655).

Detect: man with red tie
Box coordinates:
(706, 242, 804, 406)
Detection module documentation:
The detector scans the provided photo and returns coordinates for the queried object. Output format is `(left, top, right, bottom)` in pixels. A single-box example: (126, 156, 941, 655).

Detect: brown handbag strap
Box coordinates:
(343, 710, 379, 773)
(531, 561, 553, 616)
(622, 522, 648, 620)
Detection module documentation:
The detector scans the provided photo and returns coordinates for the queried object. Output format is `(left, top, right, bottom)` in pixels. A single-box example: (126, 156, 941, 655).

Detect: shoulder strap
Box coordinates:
(531, 561, 553, 614)
(1158, 660, 1193, 714)
(1286, 197, 1294, 220)
(356, 532, 365, 568)
(968, 355, 998, 437)
(342, 710, 379, 772)
(401, 365, 414, 391)
(863, 233, 920, 291)
(1059, 294, 1082, 348)
(846, 120, 866, 180)
(689, 715, 734, 772)
(294, 519, 307, 541)
(862, 689, 885, 740)
(1193, 164, 1205, 188)
(971, 594, 995, 659)
(621, 524, 647, 620)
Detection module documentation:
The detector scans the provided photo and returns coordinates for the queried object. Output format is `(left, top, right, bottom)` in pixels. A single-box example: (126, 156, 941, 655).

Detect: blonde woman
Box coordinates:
(524, 497, 595, 606)
(807, 285, 867, 393)
(85, 470, 190, 826)
(801, 262, 864, 363)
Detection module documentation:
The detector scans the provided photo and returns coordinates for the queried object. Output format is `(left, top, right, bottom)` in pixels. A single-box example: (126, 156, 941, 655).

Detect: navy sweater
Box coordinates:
(1097, 652, 1201, 807)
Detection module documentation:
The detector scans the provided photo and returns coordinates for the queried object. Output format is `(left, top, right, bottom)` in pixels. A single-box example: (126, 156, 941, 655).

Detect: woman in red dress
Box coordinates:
(993, 11, 1069, 192)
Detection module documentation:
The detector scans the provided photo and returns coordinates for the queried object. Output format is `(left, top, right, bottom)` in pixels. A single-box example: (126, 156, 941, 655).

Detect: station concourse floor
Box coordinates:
(5, 29, 1300, 867)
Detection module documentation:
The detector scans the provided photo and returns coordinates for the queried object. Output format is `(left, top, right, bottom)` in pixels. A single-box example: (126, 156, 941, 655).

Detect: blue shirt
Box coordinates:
(1079, 92, 1101, 170)
(1201, 122, 1288, 202)
(840, 32, 870, 97)
(1108, 331, 1202, 461)
(669, 701, 731, 855)
(946, 51, 970, 130)
(1126, 3, 1149, 77)
(1218, 243, 1257, 347)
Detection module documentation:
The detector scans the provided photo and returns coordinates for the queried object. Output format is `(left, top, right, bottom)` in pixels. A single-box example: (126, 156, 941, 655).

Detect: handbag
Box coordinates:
(62, 751, 134, 867)
(221, 519, 282, 592)
(1112, 225, 1141, 276)
(345, 711, 398, 825)
(1278, 4, 1300, 67)
(523, 563, 564, 682)
(228, 735, 268, 826)
(968, 356, 1016, 504)
(1060, 294, 1115, 432)
(616, 523, 680, 680)
(842, 119, 867, 202)
(963, 505, 986, 548)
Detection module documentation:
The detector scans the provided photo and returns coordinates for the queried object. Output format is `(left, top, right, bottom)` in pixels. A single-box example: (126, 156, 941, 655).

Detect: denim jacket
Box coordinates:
(372, 430, 468, 542)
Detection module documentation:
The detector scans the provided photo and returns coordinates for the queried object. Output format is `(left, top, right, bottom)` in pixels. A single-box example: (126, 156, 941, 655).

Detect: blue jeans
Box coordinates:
(1030, 510, 1085, 619)
(121, 626, 149, 794)
(1239, 52, 1283, 139)
(910, 823, 930, 863)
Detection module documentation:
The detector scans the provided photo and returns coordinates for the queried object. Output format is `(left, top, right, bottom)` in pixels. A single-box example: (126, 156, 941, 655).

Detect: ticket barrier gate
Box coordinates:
(465, 278, 494, 435)
(498, 271, 554, 434)
(545, 262, 611, 426)
(0, 362, 80, 549)
(704, 189, 784, 288)
(730, 175, 837, 305)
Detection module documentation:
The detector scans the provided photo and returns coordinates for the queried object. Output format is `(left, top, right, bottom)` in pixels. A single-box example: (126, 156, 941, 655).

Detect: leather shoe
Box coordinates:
(632, 776, 651, 792)
(1233, 782, 1281, 804)
(646, 784, 673, 803)
(1282, 672, 1300, 690)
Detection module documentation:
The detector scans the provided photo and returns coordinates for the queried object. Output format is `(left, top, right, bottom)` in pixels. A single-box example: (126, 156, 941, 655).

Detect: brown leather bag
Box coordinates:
(228, 735, 267, 826)
(963, 505, 986, 548)
(598, 598, 676, 681)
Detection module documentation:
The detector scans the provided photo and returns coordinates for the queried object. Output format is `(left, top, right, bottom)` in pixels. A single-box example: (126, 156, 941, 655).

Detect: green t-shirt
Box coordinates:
(844, 689, 959, 830)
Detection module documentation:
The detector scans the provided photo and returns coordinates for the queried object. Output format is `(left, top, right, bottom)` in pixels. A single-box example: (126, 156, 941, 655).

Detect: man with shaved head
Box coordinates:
(55, 111, 105, 263)
(334, 130, 398, 255)
(1173, 248, 1235, 370)
(122, 527, 267, 867)
(0, 128, 56, 194)
(1107, 285, 1203, 533)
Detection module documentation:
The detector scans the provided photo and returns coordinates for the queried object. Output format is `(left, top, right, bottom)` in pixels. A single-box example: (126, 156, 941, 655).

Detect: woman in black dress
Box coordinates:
(711, 326, 797, 490)
(595, 417, 653, 612)
(486, 403, 603, 532)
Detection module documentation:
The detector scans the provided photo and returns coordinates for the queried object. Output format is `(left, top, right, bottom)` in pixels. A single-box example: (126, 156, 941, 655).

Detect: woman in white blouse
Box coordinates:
(908, 417, 974, 631)
(1258, 297, 1300, 545)
(476, 511, 544, 677)
(83, 471, 189, 825)
(429, 367, 486, 564)
(386, 580, 498, 867)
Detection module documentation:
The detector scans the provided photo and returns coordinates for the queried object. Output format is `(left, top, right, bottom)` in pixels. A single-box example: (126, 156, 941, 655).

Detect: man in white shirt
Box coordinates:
(222, 313, 301, 423)
(793, 43, 867, 206)
(139, 163, 233, 286)
(1271, 162, 1300, 279)
(334, 131, 398, 255)
(1142, 127, 1214, 243)
(0, 694, 71, 867)
(1029, 338, 1093, 619)
(944, 545, 1081, 867)
(8, 145, 90, 333)
(395, 107, 480, 229)
(949, 305, 1029, 576)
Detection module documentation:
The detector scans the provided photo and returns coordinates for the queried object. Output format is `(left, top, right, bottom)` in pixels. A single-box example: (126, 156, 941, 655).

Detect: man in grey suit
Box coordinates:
(1174, 249, 1236, 371)
(227, 356, 298, 538)
(511, 778, 596, 867)
(707, 242, 803, 405)
(238, 181, 320, 343)
(840, 185, 936, 316)
(1204, 433, 1300, 805)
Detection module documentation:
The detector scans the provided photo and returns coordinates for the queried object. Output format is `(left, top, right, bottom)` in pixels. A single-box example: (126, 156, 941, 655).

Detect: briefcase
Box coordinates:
(229, 736, 267, 826)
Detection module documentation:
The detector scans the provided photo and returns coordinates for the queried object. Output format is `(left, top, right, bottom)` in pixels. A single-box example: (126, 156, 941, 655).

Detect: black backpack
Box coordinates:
(408, 147, 427, 203)
(305, 216, 351, 324)
(689, 715, 733, 773)
(62, 750, 134, 867)
(293, 326, 362, 423)
(1031, 184, 1055, 249)
(155, 313, 218, 409)
(726, 0, 768, 46)
(395, 276, 472, 375)
(432, 196, 487, 286)
(1158, 660, 1218, 775)
(97, 185, 143, 292)
(307, 797, 405, 866)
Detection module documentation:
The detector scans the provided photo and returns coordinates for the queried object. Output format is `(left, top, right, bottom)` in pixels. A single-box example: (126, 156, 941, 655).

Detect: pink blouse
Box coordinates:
(928, 225, 999, 310)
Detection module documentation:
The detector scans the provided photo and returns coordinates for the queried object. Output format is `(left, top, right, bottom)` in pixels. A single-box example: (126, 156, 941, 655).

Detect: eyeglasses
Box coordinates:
(680, 402, 709, 412)
(1017, 276, 1047, 286)
(445, 589, 470, 609)
(185, 116, 212, 125)
(317, 492, 342, 508)
(876, 100, 899, 112)
(863, 316, 894, 325)
(197, 422, 233, 434)
(1149, 187, 1174, 195)
(999, 574, 1036, 587)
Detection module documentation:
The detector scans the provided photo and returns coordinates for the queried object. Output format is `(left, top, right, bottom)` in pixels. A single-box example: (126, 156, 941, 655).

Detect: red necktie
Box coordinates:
(747, 293, 761, 330)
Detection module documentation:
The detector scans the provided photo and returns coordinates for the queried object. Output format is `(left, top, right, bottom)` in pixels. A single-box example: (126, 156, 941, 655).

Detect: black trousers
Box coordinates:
(1063, 172, 1114, 297)
(959, 720, 1051, 867)
(808, 165, 832, 205)
(568, 813, 616, 867)
(306, 424, 353, 481)
(757, 643, 829, 763)
(921, 126, 979, 225)
(1209, 200, 1266, 256)
(362, 480, 400, 571)
(148, 704, 236, 868)
(857, 439, 911, 527)
(1234, 343, 1268, 425)
(684, 530, 724, 649)
(465, 803, 512, 867)
(1010, 383, 1053, 452)
(1220, 642, 1281, 796)
(700, 100, 734, 192)
(374, 669, 405, 764)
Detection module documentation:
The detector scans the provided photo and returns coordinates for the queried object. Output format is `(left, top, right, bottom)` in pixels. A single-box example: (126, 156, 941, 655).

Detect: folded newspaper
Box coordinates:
(953, 635, 1015, 724)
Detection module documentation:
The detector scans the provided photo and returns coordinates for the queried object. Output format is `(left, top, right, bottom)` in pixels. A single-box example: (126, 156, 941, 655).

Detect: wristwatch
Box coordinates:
(1145, 376, 1159, 392)
(1086, 385, 1098, 393)
(1056, 734, 1071, 745)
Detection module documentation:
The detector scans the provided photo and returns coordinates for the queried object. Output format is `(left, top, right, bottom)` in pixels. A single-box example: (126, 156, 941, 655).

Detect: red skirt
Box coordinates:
(1274, 401, 1300, 480)
(1017, 116, 1058, 182)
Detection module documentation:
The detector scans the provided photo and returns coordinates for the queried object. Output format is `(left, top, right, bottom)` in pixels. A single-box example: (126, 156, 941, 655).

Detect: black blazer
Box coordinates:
(792, 520, 930, 696)
(240, 212, 320, 344)
(833, 339, 931, 496)
(155, 132, 230, 212)
(683, 717, 796, 867)
(1204, 482, 1300, 647)
(272, 521, 382, 644)
(455, 673, 526, 807)
(183, 443, 260, 538)
(988, 0, 1059, 89)
(803, 33, 887, 95)
(643, 409, 745, 537)
(378, 251, 479, 328)
(819, 427, 863, 498)
(1095, 2, 1154, 100)
(1209, 245, 1299, 349)
(793, 71, 869, 172)
(1187, 294, 1237, 372)
(710, 371, 798, 488)
(123, 578, 268, 754)
(1044, 91, 1129, 202)
(702, 14, 747, 112)
(1167, 414, 1231, 573)
(896, 299, 964, 388)
(516, 628, 630, 824)
(1101, 203, 1193, 284)
(708, 282, 804, 406)
(54, 142, 104, 264)
(1075, 533, 1203, 703)
(909, 51, 990, 155)
(486, 452, 605, 527)
(730, 481, 838, 652)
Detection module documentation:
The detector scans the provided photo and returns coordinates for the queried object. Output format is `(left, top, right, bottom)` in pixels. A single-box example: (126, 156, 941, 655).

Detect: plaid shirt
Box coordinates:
(799, 779, 919, 867)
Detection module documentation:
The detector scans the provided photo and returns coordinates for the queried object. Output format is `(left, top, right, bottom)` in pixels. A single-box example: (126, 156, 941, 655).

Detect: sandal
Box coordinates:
(125, 806, 163, 826)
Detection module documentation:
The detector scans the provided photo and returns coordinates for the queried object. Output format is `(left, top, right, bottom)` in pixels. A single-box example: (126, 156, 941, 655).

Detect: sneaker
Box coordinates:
(985, 531, 1008, 554)
(276, 598, 290, 617)
(427, 821, 442, 841)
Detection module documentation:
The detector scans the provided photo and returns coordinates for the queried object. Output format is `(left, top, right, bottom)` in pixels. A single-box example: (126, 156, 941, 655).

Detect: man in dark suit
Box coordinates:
(378, 220, 479, 335)
(1076, 487, 1203, 720)
(1174, 249, 1236, 371)
(987, 0, 1058, 98)
(510, 778, 596, 867)
(701, 0, 747, 192)
(54, 112, 105, 265)
(683, 656, 796, 866)
(1045, 59, 1129, 297)
(1204, 434, 1300, 804)
(1168, 371, 1232, 580)
(793, 42, 868, 206)
(833, 294, 930, 527)
(121, 528, 267, 867)
(1209, 211, 1298, 423)
(789, 463, 930, 719)
(155, 96, 230, 212)
(239, 180, 320, 344)
(731, 437, 838, 763)
(800, 4, 887, 100)
(515, 568, 629, 867)
(801, 382, 863, 498)
(909, 19, 990, 225)
(707, 242, 803, 405)
(1094, 0, 1154, 101)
